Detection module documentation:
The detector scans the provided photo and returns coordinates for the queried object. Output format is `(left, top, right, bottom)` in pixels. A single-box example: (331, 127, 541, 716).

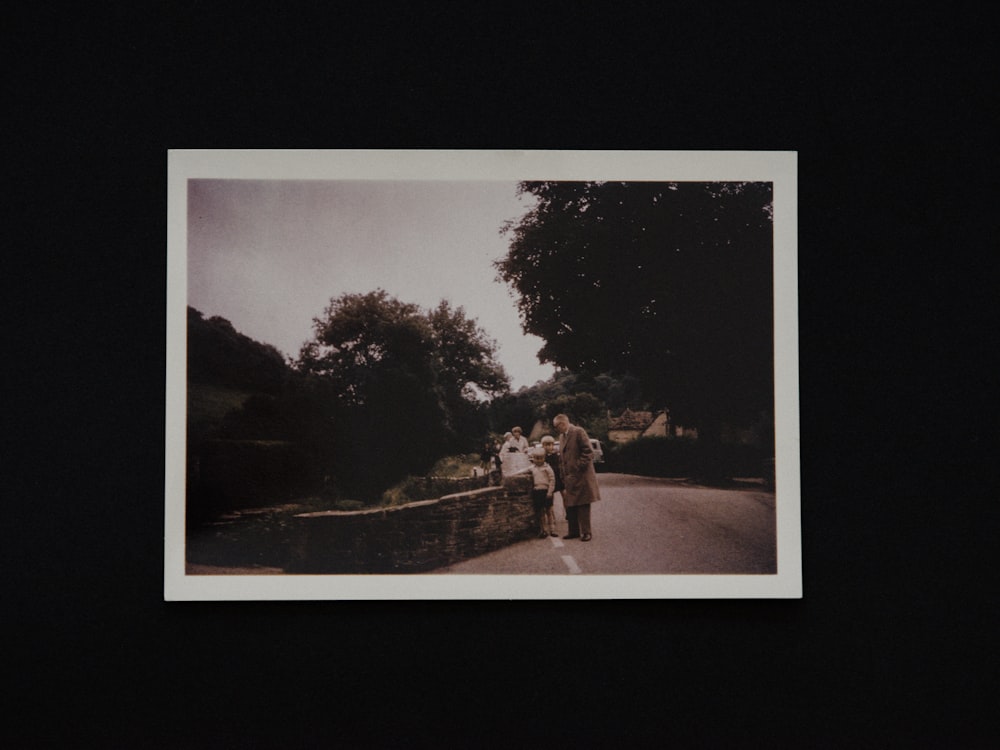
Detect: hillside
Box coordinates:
(187, 307, 289, 393)
(186, 307, 291, 441)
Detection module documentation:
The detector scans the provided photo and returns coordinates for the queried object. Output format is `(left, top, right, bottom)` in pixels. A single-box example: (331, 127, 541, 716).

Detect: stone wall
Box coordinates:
(287, 475, 535, 574)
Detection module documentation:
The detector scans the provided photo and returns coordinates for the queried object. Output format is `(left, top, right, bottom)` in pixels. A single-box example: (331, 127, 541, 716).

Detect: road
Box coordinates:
(432, 473, 776, 575)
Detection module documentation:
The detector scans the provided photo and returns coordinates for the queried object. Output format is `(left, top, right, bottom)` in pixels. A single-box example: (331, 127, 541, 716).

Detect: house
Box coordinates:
(643, 411, 670, 438)
(607, 409, 656, 444)
(607, 408, 696, 444)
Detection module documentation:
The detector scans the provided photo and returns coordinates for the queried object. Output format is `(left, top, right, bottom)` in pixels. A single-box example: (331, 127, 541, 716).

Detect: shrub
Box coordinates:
(187, 383, 254, 443)
(380, 473, 490, 507)
(427, 453, 482, 477)
(187, 439, 319, 521)
(607, 436, 768, 480)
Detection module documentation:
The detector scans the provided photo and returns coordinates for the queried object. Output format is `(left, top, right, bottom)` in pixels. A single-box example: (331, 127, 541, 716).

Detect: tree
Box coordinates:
(495, 181, 774, 439)
(187, 307, 288, 393)
(427, 300, 509, 401)
(487, 369, 639, 442)
(295, 290, 510, 498)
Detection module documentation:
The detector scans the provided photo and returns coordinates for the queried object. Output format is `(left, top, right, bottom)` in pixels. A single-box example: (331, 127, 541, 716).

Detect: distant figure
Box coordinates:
(540, 434, 565, 530)
(480, 439, 496, 473)
(553, 414, 601, 542)
(480, 438, 503, 485)
(527, 448, 557, 538)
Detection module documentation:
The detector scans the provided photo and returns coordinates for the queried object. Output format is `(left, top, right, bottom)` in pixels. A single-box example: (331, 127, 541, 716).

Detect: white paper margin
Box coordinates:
(164, 149, 801, 601)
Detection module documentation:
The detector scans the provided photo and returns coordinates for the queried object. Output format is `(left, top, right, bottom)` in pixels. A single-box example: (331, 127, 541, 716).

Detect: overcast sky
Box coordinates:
(187, 179, 555, 390)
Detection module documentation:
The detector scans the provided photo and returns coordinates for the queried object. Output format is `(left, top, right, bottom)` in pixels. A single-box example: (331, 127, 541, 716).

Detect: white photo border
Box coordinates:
(165, 149, 800, 601)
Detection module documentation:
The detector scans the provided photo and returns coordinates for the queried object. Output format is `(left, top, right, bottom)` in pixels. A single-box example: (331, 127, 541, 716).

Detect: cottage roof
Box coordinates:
(608, 409, 655, 431)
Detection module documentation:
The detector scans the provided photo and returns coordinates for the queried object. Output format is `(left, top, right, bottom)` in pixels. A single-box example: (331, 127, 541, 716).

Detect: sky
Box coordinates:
(187, 179, 556, 390)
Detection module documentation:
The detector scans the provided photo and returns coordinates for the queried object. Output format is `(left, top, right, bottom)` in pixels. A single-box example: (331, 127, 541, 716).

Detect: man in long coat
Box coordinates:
(553, 414, 601, 541)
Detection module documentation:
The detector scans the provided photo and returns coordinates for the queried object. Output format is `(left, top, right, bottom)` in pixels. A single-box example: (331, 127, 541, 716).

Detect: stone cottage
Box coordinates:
(607, 408, 694, 444)
(607, 409, 656, 444)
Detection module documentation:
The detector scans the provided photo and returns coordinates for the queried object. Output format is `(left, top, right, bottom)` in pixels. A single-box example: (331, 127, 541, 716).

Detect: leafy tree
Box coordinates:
(295, 290, 510, 498)
(187, 307, 288, 393)
(428, 300, 509, 396)
(426, 299, 510, 443)
(592, 372, 644, 413)
(495, 181, 774, 440)
(545, 392, 604, 425)
(488, 369, 640, 442)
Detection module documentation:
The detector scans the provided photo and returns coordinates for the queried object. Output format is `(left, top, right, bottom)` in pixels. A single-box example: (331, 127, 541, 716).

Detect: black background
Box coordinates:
(6, 6, 996, 747)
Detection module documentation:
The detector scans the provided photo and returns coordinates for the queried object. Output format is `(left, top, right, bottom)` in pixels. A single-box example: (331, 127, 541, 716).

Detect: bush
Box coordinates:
(608, 437, 768, 480)
(380, 473, 490, 507)
(187, 383, 254, 443)
(427, 453, 482, 477)
(187, 439, 319, 521)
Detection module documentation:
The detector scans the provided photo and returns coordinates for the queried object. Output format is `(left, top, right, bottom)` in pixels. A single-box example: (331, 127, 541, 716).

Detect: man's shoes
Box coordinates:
(538, 532, 548, 539)
(581, 534, 592, 542)
(563, 534, 580, 539)
(549, 531, 559, 537)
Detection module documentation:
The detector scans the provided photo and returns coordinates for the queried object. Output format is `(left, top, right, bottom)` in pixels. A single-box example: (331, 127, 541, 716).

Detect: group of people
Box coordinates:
(479, 426, 529, 477)
(479, 416, 601, 542)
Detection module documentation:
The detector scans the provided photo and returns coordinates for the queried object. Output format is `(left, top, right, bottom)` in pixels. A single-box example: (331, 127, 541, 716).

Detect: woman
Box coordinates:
(501, 427, 530, 474)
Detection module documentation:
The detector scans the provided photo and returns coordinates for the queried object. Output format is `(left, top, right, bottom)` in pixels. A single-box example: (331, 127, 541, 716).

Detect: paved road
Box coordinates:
(432, 473, 776, 575)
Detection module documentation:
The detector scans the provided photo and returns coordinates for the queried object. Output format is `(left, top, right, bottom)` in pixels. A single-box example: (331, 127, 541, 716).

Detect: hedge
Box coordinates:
(607, 436, 770, 480)
(187, 439, 322, 521)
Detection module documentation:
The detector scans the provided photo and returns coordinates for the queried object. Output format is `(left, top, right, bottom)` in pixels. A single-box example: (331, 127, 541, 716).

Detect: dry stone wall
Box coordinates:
(288, 475, 535, 573)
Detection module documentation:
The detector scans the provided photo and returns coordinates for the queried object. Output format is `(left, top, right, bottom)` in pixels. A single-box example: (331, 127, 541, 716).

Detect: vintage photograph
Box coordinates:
(165, 150, 800, 599)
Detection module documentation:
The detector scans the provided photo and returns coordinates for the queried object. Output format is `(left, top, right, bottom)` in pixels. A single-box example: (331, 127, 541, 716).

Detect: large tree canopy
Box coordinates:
(294, 290, 510, 496)
(489, 369, 644, 441)
(296, 290, 509, 405)
(495, 181, 773, 433)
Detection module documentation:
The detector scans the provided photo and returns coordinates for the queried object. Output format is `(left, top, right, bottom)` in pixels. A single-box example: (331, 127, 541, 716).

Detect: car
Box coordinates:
(589, 439, 605, 467)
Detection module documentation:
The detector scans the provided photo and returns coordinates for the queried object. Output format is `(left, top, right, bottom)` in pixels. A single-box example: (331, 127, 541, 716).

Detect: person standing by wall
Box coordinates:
(480, 438, 496, 474)
(552, 414, 601, 541)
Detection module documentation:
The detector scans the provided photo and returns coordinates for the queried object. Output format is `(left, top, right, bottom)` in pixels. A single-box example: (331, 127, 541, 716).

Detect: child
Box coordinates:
(541, 435, 564, 531)
(528, 447, 557, 538)
(479, 439, 495, 474)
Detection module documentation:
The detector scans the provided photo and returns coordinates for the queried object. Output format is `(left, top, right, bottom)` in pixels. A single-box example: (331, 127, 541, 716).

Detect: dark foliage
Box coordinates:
(496, 181, 774, 438)
(294, 290, 511, 500)
(187, 439, 317, 524)
(216, 372, 344, 487)
(608, 436, 770, 481)
(187, 308, 345, 512)
(187, 307, 289, 393)
(489, 369, 643, 441)
(185, 293, 513, 504)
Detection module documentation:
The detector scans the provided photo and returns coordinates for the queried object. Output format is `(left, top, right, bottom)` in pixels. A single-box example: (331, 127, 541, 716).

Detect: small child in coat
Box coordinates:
(528, 447, 557, 538)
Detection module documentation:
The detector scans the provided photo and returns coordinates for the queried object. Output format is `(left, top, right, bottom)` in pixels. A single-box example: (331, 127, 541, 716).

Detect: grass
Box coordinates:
(379, 454, 487, 507)
(427, 453, 482, 477)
